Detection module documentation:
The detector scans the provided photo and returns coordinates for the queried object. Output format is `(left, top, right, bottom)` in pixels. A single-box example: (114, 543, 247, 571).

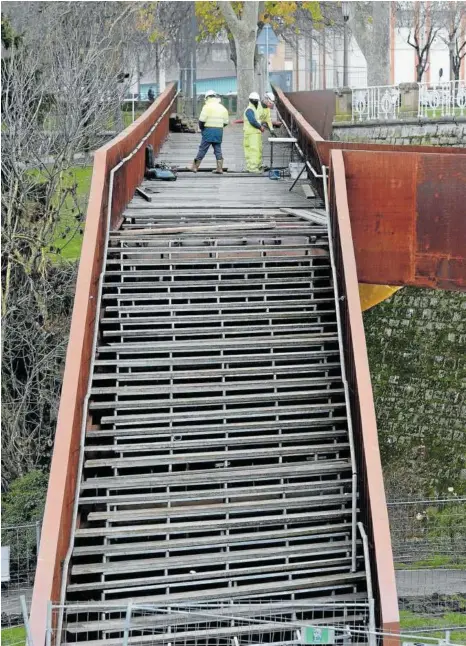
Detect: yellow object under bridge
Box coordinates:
(359, 284, 402, 312)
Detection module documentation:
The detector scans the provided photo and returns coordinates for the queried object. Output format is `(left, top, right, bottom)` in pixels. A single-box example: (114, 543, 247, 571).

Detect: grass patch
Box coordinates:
(52, 165, 92, 261)
(400, 610, 466, 643)
(1, 625, 26, 646)
(27, 165, 92, 261)
(123, 111, 144, 128)
(396, 555, 466, 570)
(423, 107, 465, 119)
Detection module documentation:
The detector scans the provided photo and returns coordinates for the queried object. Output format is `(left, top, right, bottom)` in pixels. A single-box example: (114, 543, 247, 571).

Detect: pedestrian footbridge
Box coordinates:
(30, 84, 465, 646)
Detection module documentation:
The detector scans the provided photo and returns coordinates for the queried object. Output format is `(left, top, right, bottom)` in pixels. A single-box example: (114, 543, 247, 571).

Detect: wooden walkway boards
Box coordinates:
(146, 126, 320, 209)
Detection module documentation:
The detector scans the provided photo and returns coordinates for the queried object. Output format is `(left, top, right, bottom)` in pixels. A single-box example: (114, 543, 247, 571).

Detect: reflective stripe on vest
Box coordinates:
(243, 103, 261, 135)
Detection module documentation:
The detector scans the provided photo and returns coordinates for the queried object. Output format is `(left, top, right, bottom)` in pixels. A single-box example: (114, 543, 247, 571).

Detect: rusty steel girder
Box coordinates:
(341, 150, 466, 291)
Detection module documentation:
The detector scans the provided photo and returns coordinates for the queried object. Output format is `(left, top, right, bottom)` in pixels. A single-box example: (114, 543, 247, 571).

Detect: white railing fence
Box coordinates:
(351, 79, 466, 122)
(418, 80, 466, 118)
(352, 85, 401, 122)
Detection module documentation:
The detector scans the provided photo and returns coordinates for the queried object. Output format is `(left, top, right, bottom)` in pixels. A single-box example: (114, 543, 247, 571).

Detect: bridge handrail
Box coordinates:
(273, 85, 325, 192)
(328, 149, 399, 640)
(29, 82, 178, 646)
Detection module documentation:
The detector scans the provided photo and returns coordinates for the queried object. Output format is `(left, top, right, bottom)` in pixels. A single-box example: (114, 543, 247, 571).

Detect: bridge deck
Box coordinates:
(58, 124, 370, 643)
(148, 126, 319, 208)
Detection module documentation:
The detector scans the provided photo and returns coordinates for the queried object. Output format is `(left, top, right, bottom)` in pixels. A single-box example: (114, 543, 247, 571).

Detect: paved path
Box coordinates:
(396, 569, 466, 596)
(1, 587, 33, 616)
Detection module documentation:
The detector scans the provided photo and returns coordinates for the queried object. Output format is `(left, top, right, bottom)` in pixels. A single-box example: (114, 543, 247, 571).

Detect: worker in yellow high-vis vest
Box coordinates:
(191, 90, 229, 174)
(243, 92, 264, 173)
(259, 92, 275, 134)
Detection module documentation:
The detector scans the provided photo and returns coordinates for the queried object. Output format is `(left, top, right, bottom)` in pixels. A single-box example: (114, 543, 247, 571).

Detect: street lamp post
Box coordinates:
(265, 24, 271, 91)
(191, 5, 197, 118)
(342, 1, 350, 87)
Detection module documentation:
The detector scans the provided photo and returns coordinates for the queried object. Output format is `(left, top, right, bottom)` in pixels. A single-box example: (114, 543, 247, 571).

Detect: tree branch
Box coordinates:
(217, 1, 242, 33)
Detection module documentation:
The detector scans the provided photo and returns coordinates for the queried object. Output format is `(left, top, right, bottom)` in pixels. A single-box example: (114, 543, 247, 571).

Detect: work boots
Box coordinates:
(190, 159, 201, 173)
(212, 159, 224, 174)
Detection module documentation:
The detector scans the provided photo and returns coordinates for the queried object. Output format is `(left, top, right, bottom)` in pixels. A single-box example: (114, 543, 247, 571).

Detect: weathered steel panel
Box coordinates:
(342, 150, 466, 291)
(284, 90, 336, 139)
(416, 154, 466, 259)
(342, 151, 418, 285)
(317, 140, 466, 167)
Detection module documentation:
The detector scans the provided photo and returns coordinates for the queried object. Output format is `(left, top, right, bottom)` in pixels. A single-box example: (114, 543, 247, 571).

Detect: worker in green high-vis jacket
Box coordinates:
(243, 92, 264, 172)
(259, 92, 275, 134)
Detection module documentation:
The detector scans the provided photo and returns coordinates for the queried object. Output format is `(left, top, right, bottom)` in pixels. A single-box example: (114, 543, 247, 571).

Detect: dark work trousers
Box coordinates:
(196, 139, 223, 161)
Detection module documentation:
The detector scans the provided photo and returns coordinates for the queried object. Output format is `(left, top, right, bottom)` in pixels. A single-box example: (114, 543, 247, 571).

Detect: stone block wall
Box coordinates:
(332, 119, 466, 147)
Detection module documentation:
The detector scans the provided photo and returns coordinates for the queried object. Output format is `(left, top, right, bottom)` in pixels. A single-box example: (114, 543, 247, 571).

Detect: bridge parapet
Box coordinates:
(328, 151, 399, 639)
(29, 82, 178, 646)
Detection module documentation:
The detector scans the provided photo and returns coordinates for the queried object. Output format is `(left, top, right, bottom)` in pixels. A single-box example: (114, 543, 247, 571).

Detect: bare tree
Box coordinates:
(1, 2, 138, 488)
(438, 1, 466, 81)
(138, 1, 197, 95)
(394, 1, 444, 82)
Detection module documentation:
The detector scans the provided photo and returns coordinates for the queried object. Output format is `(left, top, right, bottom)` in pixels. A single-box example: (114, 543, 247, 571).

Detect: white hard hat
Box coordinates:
(205, 89, 217, 98)
(249, 91, 260, 101)
(265, 91, 275, 102)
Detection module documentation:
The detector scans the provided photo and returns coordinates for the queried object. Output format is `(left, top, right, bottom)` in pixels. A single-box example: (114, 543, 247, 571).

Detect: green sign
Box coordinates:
(302, 627, 335, 645)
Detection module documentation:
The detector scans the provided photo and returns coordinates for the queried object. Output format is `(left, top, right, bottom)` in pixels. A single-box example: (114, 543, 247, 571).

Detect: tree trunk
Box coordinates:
(369, 2, 390, 85)
(416, 61, 424, 83)
(350, 1, 390, 86)
(217, 1, 259, 115)
(235, 37, 257, 114)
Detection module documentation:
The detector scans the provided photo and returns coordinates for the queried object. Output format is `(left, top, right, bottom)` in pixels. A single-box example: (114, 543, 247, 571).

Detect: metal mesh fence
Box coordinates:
(388, 497, 466, 618)
(1, 595, 30, 645)
(1, 523, 39, 635)
(48, 602, 373, 646)
(1, 522, 41, 588)
(43, 601, 466, 646)
(387, 497, 466, 567)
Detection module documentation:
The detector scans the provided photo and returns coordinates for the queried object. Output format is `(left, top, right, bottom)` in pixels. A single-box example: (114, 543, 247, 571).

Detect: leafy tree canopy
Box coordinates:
(195, 1, 323, 41)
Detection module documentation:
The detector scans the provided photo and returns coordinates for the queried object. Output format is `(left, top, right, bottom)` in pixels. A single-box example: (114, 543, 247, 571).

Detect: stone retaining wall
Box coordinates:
(332, 119, 466, 147)
(363, 288, 466, 498)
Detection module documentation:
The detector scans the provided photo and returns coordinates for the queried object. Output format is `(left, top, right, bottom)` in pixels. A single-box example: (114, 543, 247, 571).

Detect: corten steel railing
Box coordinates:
(274, 85, 466, 170)
(327, 149, 399, 639)
(29, 82, 178, 646)
(273, 85, 400, 635)
(273, 85, 326, 196)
